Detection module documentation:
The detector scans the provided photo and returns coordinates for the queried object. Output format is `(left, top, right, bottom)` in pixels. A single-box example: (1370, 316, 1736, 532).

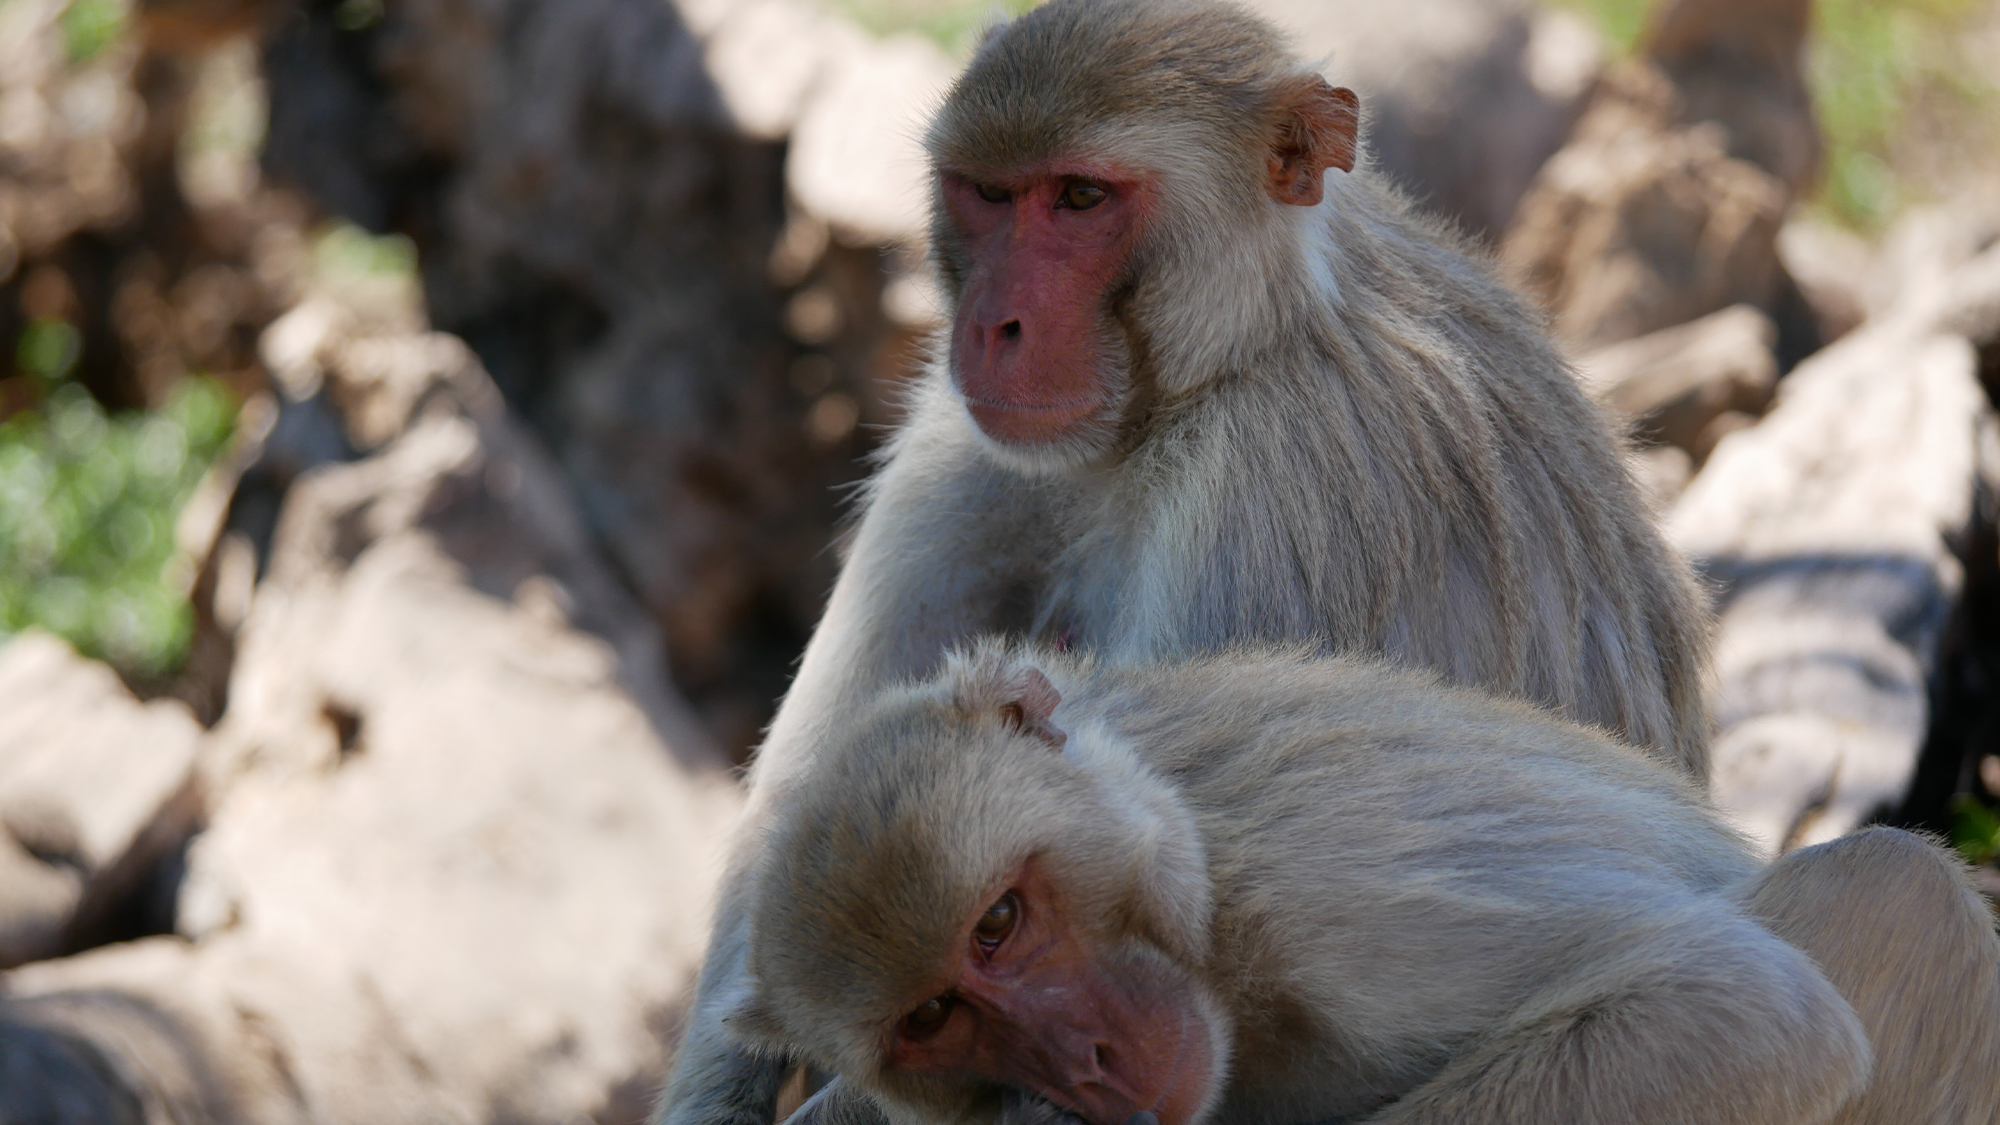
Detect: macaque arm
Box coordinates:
(654, 392, 1047, 1125)
(780, 1079, 898, 1125)
(749, 396, 1048, 797)
(1364, 906, 1871, 1125)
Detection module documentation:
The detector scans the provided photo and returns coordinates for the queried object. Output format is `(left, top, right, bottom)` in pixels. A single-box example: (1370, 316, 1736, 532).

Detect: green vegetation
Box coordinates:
(1808, 0, 1994, 229)
(1544, 0, 1652, 56)
(312, 220, 418, 283)
(59, 0, 125, 64)
(0, 373, 236, 677)
(822, 0, 1040, 53)
(1953, 793, 2000, 867)
(1543, 0, 1998, 230)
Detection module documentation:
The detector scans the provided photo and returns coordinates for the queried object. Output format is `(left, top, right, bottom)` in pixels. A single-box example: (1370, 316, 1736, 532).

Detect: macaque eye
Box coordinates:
(976, 182, 1013, 204)
(903, 995, 955, 1039)
(974, 892, 1020, 949)
(1059, 181, 1107, 210)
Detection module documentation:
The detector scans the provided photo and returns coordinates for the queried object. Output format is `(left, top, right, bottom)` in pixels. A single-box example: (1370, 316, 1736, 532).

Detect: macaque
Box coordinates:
(729, 647, 2000, 1125)
(655, 0, 1714, 1122)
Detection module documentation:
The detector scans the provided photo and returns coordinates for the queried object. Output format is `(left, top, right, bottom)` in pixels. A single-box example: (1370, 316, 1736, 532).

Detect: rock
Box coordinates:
(785, 33, 956, 246)
(1869, 201, 2000, 344)
(1246, 0, 1598, 239)
(1692, 409, 1760, 464)
(1776, 219, 1871, 344)
(1501, 60, 1792, 351)
(0, 632, 203, 966)
(261, 0, 905, 758)
(1669, 304, 1989, 852)
(1576, 304, 1778, 457)
(0, 0, 298, 414)
(1646, 0, 1819, 193)
(1, 320, 740, 1123)
(684, 0, 859, 141)
(1626, 444, 1695, 513)
(0, 829, 79, 969)
(1501, 0, 1821, 353)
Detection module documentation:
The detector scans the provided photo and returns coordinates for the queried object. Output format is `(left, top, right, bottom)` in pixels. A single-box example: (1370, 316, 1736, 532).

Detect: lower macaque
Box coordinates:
(730, 648, 2000, 1125)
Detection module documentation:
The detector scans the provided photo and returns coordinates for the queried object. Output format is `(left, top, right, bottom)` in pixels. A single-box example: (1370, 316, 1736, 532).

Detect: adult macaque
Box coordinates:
(655, 1, 1711, 1122)
(731, 647, 2000, 1125)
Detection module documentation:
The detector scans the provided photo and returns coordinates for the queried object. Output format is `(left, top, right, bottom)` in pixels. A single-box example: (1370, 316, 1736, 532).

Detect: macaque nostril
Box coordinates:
(1001, 320, 1023, 340)
(1124, 1113, 1158, 1125)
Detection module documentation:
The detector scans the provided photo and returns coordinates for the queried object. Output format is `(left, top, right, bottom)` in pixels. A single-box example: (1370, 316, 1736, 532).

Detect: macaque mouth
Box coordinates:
(999, 1088, 1159, 1125)
(960, 392, 1106, 445)
(962, 393, 1102, 414)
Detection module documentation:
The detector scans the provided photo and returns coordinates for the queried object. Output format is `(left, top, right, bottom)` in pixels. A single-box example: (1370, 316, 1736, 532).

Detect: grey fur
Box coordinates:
(652, 3, 1710, 1124)
(737, 647, 2000, 1125)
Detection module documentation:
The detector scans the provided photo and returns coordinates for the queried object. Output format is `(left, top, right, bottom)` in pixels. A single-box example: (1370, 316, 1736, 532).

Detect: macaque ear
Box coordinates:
(957, 659, 1067, 751)
(1265, 76, 1360, 207)
(997, 667, 1066, 751)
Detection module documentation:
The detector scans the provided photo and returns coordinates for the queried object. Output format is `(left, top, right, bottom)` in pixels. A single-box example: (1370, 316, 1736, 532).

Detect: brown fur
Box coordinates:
(733, 647, 2000, 1125)
(653, 3, 1710, 1124)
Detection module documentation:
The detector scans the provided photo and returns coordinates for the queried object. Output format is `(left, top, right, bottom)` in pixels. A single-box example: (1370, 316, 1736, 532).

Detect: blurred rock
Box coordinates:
(1, 0, 298, 415)
(260, 0, 915, 758)
(1502, 61, 1791, 352)
(1868, 200, 2000, 341)
(1692, 408, 1759, 464)
(1246, 0, 1598, 239)
(1776, 219, 1870, 344)
(1669, 233, 2000, 852)
(1626, 443, 1695, 513)
(0, 632, 202, 967)
(1577, 304, 1778, 458)
(786, 33, 955, 246)
(1, 317, 739, 1124)
(0, 827, 80, 971)
(1501, 0, 1822, 355)
(1646, 0, 1818, 194)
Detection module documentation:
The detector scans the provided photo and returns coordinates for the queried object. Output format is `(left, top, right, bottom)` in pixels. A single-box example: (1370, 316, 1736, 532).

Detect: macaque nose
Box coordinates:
(1001, 319, 1022, 340)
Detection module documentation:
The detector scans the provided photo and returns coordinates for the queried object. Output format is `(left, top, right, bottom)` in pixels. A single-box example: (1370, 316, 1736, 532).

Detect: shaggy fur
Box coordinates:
(653, 3, 1710, 1124)
(733, 647, 2000, 1125)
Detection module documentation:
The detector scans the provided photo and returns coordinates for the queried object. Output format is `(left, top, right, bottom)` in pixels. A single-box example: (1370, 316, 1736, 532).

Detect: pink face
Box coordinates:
(939, 169, 1155, 447)
(884, 861, 1214, 1125)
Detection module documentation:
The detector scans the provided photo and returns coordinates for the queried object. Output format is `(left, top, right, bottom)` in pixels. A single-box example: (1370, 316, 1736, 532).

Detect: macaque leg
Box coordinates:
(1364, 911, 1870, 1125)
(1742, 827, 2000, 1125)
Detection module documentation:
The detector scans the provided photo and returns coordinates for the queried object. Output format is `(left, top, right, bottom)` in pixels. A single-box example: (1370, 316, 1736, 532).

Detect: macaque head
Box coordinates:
(924, 0, 1360, 471)
(732, 650, 1225, 1125)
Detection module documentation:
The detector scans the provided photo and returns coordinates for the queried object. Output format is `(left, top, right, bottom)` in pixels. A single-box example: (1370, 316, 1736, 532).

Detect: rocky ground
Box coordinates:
(2, 0, 1998, 1121)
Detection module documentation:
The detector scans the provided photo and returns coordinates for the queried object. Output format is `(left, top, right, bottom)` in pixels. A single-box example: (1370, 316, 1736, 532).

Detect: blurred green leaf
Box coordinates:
(60, 0, 125, 64)
(0, 378, 237, 677)
(1544, 0, 1650, 56)
(1953, 794, 2000, 867)
(17, 318, 80, 382)
(333, 0, 383, 32)
(311, 221, 417, 284)
(823, 0, 1039, 53)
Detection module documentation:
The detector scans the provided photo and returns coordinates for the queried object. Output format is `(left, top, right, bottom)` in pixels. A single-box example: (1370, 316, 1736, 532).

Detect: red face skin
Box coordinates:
(940, 169, 1154, 447)
(885, 861, 1214, 1125)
